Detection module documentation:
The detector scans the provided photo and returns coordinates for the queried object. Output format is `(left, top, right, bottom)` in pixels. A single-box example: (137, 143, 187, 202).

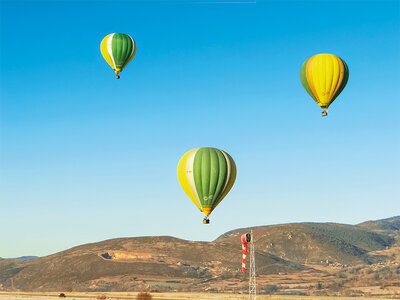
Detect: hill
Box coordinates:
(216, 222, 394, 265)
(0, 256, 37, 260)
(358, 216, 400, 232)
(0, 216, 399, 297)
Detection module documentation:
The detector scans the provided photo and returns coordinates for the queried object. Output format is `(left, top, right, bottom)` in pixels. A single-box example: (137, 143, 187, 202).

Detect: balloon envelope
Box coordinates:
(300, 54, 349, 111)
(177, 147, 236, 217)
(100, 33, 136, 77)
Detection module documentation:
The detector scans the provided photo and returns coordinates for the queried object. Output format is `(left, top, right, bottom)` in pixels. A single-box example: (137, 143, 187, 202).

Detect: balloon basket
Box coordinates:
(203, 217, 210, 224)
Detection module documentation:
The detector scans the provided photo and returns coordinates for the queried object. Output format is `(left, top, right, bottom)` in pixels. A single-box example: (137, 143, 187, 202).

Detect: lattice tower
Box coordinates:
(249, 230, 256, 300)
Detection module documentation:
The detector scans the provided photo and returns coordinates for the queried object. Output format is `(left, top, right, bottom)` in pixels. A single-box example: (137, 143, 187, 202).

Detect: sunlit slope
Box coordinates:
(358, 216, 400, 232)
(0, 236, 304, 292)
(215, 222, 396, 265)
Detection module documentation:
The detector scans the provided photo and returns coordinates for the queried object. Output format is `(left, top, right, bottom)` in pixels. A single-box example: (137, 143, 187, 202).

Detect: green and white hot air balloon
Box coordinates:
(100, 33, 136, 79)
(177, 147, 237, 224)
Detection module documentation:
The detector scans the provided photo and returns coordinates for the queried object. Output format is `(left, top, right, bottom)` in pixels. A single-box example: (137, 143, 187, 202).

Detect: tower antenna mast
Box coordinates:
(249, 230, 256, 300)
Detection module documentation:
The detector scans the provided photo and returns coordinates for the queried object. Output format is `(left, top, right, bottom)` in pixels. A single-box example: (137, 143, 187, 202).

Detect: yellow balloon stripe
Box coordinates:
(330, 58, 344, 101)
(325, 55, 333, 100)
(100, 34, 115, 70)
(318, 56, 328, 103)
(177, 149, 202, 211)
(306, 56, 320, 103)
(328, 56, 340, 101)
(313, 55, 326, 104)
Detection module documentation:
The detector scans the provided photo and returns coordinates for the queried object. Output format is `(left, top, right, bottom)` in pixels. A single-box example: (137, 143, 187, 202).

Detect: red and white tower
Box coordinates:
(241, 231, 256, 300)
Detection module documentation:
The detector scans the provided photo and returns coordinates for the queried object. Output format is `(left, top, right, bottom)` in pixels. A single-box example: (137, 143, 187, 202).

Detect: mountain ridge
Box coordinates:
(0, 216, 399, 296)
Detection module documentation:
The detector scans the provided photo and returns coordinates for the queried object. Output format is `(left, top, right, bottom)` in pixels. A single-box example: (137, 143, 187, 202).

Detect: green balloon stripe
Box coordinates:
(111, 33, 134, 69)
(193, 148, 229, 209)
(211, 150, 228, 205)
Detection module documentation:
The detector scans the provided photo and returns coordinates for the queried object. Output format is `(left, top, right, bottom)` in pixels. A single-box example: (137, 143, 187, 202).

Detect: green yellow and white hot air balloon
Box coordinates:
(100, 33, 136, 79)
(300, 54, 349, 116)
(178, 147, 236, 224)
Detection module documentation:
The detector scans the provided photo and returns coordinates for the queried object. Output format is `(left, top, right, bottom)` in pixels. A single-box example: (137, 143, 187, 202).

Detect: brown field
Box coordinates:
(0, 292, 397, 300)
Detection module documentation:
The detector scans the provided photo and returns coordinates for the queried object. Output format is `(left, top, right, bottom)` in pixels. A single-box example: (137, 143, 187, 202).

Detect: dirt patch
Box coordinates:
(99, 251, 158, 260)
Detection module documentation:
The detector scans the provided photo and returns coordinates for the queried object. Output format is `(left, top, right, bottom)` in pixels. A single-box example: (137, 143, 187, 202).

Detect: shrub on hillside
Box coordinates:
(283, 290, 307, 296)
(342, 288, 363, 297)
(136, 291, 152, 300)
(262, 285, 278, 295)
(326, 280, 344, 292)
(348, 266, 362, 274)
(337, 271, 347, 278)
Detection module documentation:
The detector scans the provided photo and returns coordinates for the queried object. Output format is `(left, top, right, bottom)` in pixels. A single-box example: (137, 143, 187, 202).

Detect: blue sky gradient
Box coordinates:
(0, 0, 399, 257)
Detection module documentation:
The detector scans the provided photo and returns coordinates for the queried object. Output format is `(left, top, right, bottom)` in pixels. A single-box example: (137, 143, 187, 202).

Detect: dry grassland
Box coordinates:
(0, 292, 395, 300)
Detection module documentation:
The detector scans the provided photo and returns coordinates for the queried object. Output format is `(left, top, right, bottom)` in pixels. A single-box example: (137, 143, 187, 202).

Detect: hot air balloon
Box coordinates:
(300, 54, 349, 116)
(177, 147, 236, 224)
(100, 33, 136, 79)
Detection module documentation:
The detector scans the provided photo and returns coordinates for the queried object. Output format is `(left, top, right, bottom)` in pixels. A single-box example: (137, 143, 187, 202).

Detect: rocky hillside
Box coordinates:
(0, 216, 399, 295)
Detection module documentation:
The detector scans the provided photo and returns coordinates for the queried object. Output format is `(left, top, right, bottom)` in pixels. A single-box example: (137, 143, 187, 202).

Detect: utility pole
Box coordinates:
(249, 230, 256, 300)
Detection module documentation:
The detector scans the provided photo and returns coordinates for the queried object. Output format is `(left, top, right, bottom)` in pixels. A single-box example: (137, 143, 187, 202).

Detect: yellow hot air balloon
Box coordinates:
(300, 54, 349, 116)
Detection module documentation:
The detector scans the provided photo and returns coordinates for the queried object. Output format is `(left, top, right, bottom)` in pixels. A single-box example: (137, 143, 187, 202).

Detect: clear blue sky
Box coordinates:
(0, 0, 399, 257)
